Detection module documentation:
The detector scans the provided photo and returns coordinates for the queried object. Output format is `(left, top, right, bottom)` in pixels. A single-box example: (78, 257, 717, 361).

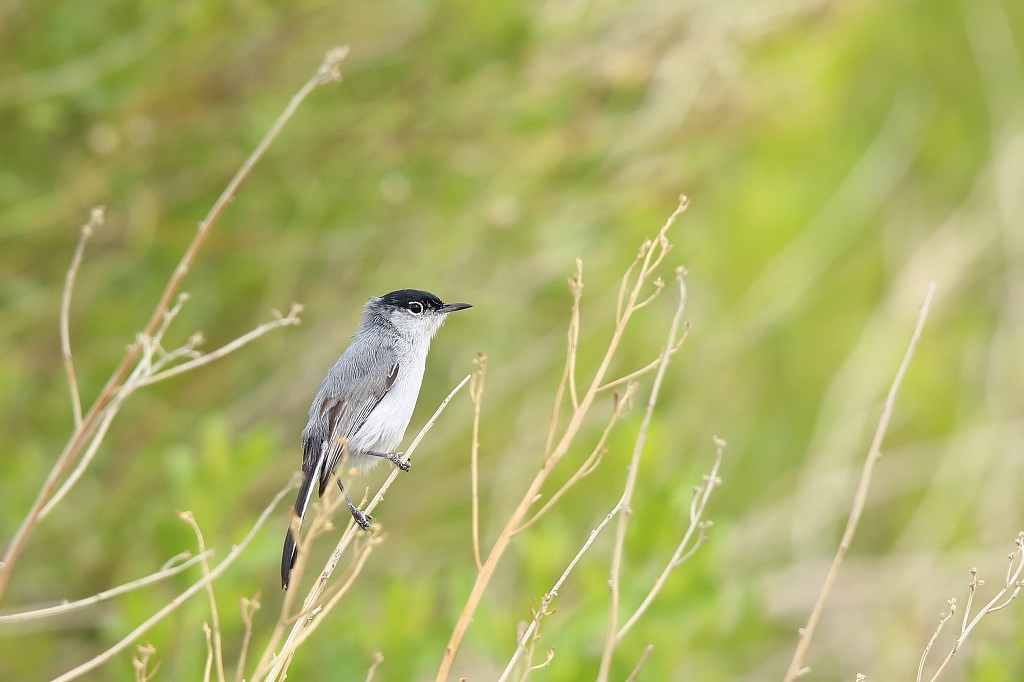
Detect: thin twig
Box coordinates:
(60, 206, 104, 427)
(527, 648, 555, 674)
(41, 303, 297, 518)
(616, 436, 724, 643)
(179, 512, 226, 682)
(567, 258, 583, 411)
(596, 333, 687, 393)
(924, 533, 1024, 681)
(39, 374, 135, 519)
(136, 304, 304, 388)
(364, 651, 384, 682)
(624, 645, 654, 682)
(234, 593, 261, 682)
(917, 600, 956, 682)
(597, 269, 688, 681)
(252, 485, 352, 669)
(436, 197, 689, 682)
(498, 502, 623, 682)
(470, 354, 487, 571)
(276, 524, 378, 667)
(515, 382, 638, 535)
(202, 622, 214, 682)
(631, 277, 665, 313)
(962, 570, 978, 633)
(0, 47, 348, 599)
(518, 621, 543, 681)
(132, 643, 159, 682)
(0, 550, 211, 624)
(156, 292, 191, 339)
(274, 536, 382, 676)
(616, 260, 639, 326)
(258, 376, 471, 682)
(50, 476, 296, 682)
(783, 281, 937, 681)
(250, 487, 350, 677)
(543, 260, 584, 460)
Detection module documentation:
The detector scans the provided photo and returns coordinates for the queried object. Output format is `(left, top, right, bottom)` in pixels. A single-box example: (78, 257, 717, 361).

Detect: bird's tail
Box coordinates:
(281, 465, 318, 589)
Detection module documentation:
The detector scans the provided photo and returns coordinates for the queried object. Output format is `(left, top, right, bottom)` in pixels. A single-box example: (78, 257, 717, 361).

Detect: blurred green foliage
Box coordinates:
(2, 0, 1023, 679)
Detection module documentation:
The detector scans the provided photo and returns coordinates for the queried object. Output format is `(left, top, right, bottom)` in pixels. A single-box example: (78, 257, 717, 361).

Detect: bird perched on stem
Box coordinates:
(281, 289, 471, 589)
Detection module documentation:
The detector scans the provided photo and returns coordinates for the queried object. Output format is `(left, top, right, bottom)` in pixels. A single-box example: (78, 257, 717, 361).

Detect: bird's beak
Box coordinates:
(439, 302, 472, 313)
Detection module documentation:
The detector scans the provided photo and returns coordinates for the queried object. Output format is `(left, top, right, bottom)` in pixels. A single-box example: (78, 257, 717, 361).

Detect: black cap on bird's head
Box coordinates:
(377, 289, 472, 315)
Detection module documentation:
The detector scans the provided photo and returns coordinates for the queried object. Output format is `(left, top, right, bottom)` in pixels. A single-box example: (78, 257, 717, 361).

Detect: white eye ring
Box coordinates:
(408, 301, 424, 315)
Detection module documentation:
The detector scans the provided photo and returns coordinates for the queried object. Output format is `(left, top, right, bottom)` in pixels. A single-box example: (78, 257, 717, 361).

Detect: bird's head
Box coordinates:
(369, 289, 472, 340)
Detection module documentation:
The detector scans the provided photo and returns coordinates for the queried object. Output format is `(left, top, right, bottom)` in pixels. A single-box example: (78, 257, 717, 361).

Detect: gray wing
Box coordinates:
(301, 345, 400, 497)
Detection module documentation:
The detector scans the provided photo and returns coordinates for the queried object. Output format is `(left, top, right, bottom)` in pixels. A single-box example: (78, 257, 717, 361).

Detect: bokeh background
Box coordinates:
(2, 0, 1023, 679)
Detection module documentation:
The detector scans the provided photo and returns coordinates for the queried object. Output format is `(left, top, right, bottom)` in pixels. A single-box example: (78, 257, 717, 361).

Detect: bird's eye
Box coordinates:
(408, 301, 424, 315)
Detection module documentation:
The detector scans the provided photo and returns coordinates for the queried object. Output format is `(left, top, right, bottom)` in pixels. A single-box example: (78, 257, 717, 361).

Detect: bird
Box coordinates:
(280, 289, 471, 589)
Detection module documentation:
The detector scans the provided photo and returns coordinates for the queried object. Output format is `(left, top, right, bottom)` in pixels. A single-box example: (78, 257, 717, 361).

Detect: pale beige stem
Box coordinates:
(597, 271, 687, 681)
(783, 282, 937, 681)
(50, 477, 295, 682)
(179, 512, 226, 682)
(0, 550, 210, 624)
(0, 48, 348, 599)
(60, 207, 104, 427)
(436, 197, 689, 682)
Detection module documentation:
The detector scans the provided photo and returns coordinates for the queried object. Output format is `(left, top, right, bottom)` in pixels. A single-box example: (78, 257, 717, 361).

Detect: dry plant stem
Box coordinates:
(50, 476, 296, 682)
(616, 260, 638, 325)
(132, 643, 159, 682)
(0, 47, 349, 599)
(39, 356, 143, 519)
(515, 381, 639, 535)
(273, 537, 381, 677)
(61, 206, 104, 427)
(597, 271, 688, 682)
(567, 259, 582, 411)
(543, 259, 583, 459)
(271, 530, 377, 677)
(436, 196, 689, 682)
(624, 645, 654, 682)
(234, 594, 261, 682)
(470, 354, 487, 570)
(526, 648, 554, 675)
(250, 490, 351, 677)
(202, 622, 214, 682)
(0, 550, 211, 624)
(179, 512, 226, 682)
(498, 501, 624, 682)
(365, 651, 384, 682)
(783, 282, 937, 682)
(615, 436, 724, 643)
(257, 376, 471, 682)
(923, 533, 1024, 682)
(596, 335, 687, 393)
(519, 624, 544, 680)
(39, 306, 301, 519)
(917, 601, 956, 682)
(275, 459, 361, 622)
(136, 304, 303, 388)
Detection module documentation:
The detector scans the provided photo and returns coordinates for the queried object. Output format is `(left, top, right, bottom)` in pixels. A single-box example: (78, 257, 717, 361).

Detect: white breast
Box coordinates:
(347, 348, 428, 470)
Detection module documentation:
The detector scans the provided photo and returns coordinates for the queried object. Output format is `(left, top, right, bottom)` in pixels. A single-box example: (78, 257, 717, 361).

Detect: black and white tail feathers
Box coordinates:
(281, 449, 320, 589)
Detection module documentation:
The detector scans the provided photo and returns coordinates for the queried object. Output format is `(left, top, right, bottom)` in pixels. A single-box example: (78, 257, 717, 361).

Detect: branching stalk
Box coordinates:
(0, 48, 348, 598)
(597, 269, 688, 680)
(435, 196, 690, 681)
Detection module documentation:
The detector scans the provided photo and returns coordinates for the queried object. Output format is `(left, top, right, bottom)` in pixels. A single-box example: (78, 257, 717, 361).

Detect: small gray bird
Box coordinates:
(281, 289, 471, 589)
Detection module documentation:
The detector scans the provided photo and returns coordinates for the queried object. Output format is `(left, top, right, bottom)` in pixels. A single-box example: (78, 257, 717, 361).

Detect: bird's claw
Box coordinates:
(387, 452, 411, 472)
(349, 506, 372, 530)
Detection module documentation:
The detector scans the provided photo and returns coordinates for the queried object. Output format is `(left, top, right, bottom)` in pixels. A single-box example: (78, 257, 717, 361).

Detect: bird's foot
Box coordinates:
(386, 451, 411, 472)
(347, 503, 372, 530)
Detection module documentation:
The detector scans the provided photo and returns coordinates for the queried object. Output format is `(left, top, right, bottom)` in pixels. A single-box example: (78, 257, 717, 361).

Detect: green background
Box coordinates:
(2, 0, 1023, 679)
